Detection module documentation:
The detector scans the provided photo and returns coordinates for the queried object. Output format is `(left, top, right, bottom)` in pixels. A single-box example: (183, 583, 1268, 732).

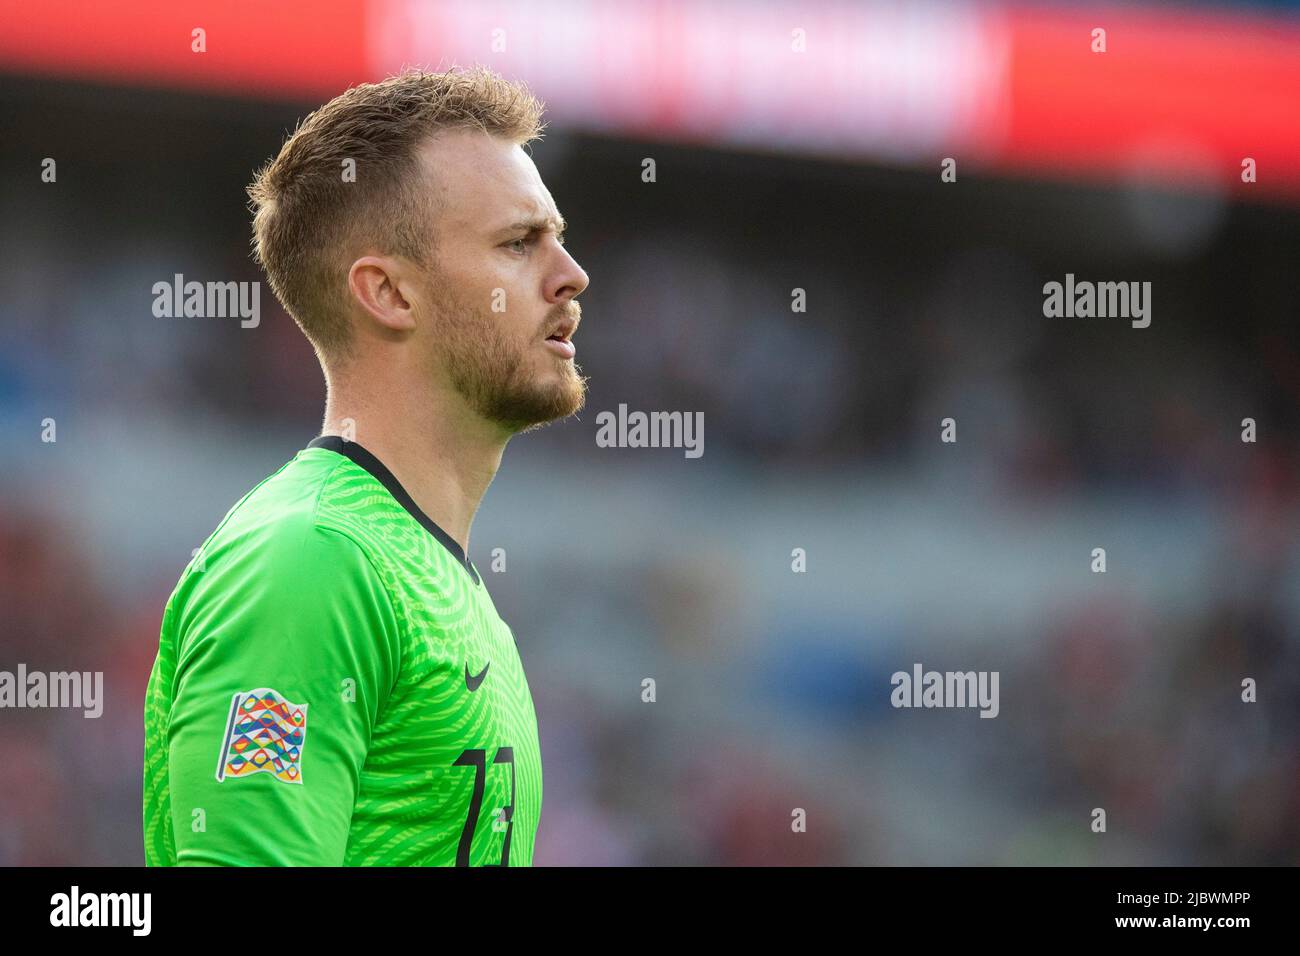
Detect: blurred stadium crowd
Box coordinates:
(2, 71, 1299, 865)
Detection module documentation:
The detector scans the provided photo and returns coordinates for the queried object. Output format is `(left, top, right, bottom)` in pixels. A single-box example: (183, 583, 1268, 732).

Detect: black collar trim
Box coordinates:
(307, 435, 481, 587)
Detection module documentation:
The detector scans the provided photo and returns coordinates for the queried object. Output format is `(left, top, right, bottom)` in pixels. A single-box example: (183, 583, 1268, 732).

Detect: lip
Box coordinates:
(543, 337, 576, 359)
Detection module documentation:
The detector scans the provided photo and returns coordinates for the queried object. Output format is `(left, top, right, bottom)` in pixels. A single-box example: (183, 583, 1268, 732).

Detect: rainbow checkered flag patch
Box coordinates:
(215, 688, 309, 784)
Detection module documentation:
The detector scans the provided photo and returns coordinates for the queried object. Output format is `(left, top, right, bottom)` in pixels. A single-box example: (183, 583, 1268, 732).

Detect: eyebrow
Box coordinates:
(495, 213, 567, 238)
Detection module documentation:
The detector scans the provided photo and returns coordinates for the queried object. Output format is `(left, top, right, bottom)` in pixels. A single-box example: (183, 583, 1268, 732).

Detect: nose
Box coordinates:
(545, 242, 589, 304)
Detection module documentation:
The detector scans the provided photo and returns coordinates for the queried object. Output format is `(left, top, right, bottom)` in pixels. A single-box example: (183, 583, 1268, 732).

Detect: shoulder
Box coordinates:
(199, 449, 360, 563)
(174, 450, 391, 623)
(169, 450, 405, 667)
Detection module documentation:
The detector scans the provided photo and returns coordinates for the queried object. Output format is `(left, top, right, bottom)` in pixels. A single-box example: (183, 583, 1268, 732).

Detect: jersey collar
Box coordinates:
(307, 435, 482, 587)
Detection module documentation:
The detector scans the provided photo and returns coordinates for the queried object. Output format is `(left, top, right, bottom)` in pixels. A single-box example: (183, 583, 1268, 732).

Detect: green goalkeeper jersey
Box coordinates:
(143, 436, 542, 866)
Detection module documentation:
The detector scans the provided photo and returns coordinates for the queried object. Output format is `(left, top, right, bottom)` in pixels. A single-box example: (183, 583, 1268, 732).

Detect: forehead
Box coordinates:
(417, 128, 558, 233)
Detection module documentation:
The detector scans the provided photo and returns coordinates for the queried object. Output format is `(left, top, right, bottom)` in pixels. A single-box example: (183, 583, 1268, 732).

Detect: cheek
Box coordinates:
(496, 288, 543, 341)
(472, 271, 520, 323)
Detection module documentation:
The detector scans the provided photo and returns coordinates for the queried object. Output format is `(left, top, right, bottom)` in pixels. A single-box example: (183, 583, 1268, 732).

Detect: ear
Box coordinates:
(347, 255, 418, 333)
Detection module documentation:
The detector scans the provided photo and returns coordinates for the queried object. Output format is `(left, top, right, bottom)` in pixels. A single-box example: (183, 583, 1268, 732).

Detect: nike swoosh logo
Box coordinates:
(465, 661, 490, 692)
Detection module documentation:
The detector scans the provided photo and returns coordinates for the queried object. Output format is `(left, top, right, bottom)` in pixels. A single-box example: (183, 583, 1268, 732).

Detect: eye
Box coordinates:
(505, 237, 528, 255)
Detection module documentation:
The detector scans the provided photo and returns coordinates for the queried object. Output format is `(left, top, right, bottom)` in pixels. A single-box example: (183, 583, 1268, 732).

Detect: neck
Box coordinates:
(320, 363, 510, 556)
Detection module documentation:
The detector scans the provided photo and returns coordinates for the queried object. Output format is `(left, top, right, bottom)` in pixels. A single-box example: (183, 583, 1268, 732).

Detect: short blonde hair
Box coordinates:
(248, 67, 546, 361)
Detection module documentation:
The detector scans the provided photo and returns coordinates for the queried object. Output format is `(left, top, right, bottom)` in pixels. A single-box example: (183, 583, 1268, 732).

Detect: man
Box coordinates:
(143, 66, 589, 866)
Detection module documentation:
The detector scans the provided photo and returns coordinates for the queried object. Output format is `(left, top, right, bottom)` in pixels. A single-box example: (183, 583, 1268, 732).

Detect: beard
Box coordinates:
(433, 282, 587, 434)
